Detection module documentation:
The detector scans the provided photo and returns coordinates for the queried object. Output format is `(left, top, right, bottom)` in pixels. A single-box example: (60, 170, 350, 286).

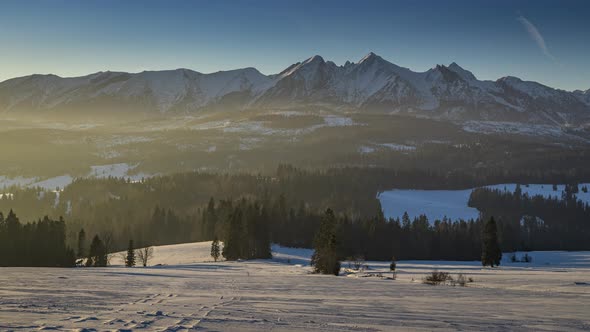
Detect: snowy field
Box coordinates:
(378, 189, 479, 222)
(1, 242, 590, 331)
(378, 183, 590, 222)
(0, 163, 151, 191)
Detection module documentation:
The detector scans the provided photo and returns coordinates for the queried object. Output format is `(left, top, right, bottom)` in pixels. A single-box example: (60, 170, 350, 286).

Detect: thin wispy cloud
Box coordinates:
(517, 15, 555, 61)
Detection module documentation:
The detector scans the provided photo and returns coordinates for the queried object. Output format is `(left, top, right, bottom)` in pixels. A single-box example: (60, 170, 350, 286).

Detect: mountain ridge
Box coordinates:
(1, 53, 589, 126)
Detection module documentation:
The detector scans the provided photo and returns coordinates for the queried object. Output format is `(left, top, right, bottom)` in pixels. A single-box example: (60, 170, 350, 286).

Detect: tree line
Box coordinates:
(2, 164, 590, 253)
(2, 165, 590, 266)
(311, 209, 502, 276)
(0, 210, 75, 267)
(468, 184, 590, 251)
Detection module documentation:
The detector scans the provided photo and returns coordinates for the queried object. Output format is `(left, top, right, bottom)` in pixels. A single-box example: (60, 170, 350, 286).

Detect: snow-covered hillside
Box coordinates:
(110, 242, 313, 267)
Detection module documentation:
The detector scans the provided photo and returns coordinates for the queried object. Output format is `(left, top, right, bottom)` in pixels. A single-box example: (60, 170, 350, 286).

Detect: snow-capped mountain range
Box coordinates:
(1, 52, 589, 126)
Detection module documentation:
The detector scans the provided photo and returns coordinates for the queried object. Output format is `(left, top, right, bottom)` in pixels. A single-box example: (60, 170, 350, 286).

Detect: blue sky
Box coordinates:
(1, 0, 588, 91)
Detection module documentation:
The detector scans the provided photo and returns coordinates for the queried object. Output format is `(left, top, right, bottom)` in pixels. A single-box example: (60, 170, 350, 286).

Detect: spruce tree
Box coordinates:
(77, 228, 86, 259)
(481, 217, 502, 267)
(4, 210, 21, 266)
(125, 240, 136, 267)
(87, 235, 108, 267)
(204, 197, 217, 240)
(222, 208, 242, 260)
(311, 208, 341, 276)
(210, 237, 220, 262)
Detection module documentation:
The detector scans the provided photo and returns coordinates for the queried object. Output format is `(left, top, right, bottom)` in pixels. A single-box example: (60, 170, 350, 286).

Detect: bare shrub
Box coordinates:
(423, 271, 452, 286)
(352, 255, 365, 271)
(137, 246, 154, 267)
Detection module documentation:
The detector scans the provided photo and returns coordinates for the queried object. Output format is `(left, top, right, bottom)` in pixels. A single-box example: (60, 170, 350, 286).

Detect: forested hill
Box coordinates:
(2, 165, 590, 254)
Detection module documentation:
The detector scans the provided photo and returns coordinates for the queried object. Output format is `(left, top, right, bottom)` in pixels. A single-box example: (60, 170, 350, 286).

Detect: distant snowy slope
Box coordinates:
(110, 241, 219, 266)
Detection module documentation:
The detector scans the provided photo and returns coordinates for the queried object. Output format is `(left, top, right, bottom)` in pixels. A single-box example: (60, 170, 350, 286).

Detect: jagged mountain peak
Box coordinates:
(428, 64, 463, 82)
(305, 55, 325, 64)
(358, 52, 379, 63)
(278, 55, 331, 79)
(448, 62, 477, 81)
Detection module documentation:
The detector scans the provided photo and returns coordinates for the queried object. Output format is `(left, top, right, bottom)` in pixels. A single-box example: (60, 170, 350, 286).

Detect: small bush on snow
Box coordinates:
(423, 271, 452, 286)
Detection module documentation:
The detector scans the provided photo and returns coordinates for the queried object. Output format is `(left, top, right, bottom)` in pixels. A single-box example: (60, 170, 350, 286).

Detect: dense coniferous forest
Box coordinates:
(220, 199, 272, 260)
(1, 165, 590, 266)
(469, 185, 590, 251)
(0, 210, 75, 267)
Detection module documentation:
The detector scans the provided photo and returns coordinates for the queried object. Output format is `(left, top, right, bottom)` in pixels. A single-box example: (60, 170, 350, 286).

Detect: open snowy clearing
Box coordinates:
(0, 163, 151, 191)
(1, 242, 589, 331)
(378, 183, 590, 222)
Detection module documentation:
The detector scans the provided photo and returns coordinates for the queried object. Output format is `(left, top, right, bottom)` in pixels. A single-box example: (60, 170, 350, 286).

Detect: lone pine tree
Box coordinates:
(87, 235, 108, 267)
(481, 217, 502, 267)
(311, 208, 341, 276)
(125, 240, 136, 267)
(210, 237, 220, 262)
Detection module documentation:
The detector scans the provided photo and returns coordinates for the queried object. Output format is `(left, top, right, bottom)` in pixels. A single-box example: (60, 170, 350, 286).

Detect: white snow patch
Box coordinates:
(358, 146, 375, 154)
(0, 193, 14, 200)
(0, 163, 153, 191)
(463, 121, 570, 139)
(0, 176, 37, 189)
(189, 120, 232, 131)
(378, 189, 480, 223)
(379, 183, 590, 223)
(379, 143, 416, 151)
(222, 116, 359, 137)
(29, 175, 74, 191)
(270, 244, 313, 265)
(322, 115, 354, 127)
(487, 183, 590, 205)
(502, 251, 590, 268)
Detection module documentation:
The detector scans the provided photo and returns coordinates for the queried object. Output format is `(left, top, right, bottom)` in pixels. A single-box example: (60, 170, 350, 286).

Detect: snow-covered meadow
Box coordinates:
(0, 163, 151, 191)
(378, 183, 590, 223)
(1, 242, 589, 331)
